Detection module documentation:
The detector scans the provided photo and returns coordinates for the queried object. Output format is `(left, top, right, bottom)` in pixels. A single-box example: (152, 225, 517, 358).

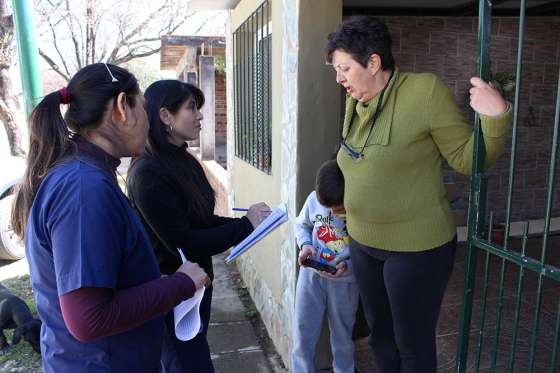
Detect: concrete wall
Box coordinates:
(295, 2, 344, 368)
(201, 160, 229, 217)
(296, 1, 343, 209)
(199, 56, 216, 161)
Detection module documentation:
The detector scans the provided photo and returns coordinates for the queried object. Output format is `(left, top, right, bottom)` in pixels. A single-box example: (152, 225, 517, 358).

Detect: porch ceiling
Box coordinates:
(186, 0, 241, 11)
(344, 0, 552, 9)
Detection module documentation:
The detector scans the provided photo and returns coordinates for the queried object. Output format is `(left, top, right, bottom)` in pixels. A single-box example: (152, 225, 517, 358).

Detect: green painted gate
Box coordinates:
(455, 1, 560, 372)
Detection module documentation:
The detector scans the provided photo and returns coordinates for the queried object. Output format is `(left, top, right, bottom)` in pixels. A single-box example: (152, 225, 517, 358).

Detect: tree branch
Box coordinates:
(38, 49, 70, 81)
(112, 47, 160, 65)
(64, 0, 82, 69)
(106, 0, 182, 63)
(45, 16, 72, 78)
(193, 13, 221, 34)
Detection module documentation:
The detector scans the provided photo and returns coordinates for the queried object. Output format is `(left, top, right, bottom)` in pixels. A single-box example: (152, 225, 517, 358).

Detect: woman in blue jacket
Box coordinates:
(11, 63, 209, 373)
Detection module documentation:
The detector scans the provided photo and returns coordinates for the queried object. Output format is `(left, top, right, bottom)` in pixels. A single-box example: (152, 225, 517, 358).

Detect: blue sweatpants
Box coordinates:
(291, 267, 359, 373)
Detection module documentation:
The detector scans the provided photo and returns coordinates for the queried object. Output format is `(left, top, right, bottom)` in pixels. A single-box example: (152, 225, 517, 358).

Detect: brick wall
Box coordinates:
(383, 16, 559, 223)
(215, 71, 227, 147)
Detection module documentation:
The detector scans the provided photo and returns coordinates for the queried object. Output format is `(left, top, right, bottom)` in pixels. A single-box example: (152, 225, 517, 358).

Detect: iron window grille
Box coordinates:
(233, 0, 272, 174)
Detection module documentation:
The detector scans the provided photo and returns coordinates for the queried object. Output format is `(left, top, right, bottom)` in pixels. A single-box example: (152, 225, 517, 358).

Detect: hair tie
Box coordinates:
(58, 87, 71, 104)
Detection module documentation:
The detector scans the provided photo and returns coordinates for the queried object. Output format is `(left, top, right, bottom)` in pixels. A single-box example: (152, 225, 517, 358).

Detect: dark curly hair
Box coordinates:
(325, 16, 395, 70)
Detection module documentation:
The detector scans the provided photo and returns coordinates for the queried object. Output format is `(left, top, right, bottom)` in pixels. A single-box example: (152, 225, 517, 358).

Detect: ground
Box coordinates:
(0, 273, 42, 373)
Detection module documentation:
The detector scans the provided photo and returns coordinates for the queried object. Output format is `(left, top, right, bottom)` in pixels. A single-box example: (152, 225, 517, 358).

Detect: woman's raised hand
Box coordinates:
(469, 77, 508, 117)
(245, 202, 272, 228)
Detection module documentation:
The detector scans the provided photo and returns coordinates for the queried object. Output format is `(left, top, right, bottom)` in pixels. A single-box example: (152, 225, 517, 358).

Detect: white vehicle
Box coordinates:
(0, 156, 26, 260)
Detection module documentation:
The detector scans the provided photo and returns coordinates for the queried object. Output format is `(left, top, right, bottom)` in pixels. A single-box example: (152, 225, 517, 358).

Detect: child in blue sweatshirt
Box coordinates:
(291, 160, 359, 373)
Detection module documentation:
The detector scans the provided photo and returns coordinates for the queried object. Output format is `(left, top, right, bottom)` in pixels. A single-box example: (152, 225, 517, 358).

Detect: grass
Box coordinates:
(0, 275, 43, 373)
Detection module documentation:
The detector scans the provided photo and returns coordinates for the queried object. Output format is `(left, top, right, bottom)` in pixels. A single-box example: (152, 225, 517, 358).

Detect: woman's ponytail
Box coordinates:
(11, 90, 70, 237)
(11, 63, 139, 238)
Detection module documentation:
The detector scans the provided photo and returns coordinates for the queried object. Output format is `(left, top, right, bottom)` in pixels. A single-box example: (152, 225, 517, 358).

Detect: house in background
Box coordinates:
(160, 35, 228, 167)
(185, 0, 559, 370)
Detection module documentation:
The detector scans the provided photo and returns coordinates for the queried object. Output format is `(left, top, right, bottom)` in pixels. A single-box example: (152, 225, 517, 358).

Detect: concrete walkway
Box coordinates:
(208, 252, 283, 372)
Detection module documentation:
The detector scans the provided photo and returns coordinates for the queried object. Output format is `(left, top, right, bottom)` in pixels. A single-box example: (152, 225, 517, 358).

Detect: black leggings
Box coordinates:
(349, 236, 457, 373)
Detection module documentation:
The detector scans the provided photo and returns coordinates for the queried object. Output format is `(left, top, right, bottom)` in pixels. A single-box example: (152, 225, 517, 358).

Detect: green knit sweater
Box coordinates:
(337, 68, 512, 252)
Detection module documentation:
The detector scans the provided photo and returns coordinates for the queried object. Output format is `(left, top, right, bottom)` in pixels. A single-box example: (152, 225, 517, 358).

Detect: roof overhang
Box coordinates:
(187, 0, 241, 11)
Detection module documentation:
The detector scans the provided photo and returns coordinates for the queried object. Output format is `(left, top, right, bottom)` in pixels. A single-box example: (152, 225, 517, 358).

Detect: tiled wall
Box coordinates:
(383, 16, 559, 222)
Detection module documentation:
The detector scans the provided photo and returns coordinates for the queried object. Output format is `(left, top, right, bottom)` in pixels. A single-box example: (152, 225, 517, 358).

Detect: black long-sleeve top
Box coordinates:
(127, 144, 254, 279)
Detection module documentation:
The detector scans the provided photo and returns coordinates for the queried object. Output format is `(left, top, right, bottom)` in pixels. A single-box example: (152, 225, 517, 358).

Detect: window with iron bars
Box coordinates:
(233, 0, 272, 174)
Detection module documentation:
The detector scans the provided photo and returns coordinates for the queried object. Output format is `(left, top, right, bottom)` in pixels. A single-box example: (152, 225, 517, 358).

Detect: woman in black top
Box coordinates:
(127, 80, 270, 373)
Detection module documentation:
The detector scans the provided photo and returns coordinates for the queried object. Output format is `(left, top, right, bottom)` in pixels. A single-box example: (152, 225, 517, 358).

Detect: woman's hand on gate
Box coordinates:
(469, 77, 508, 117)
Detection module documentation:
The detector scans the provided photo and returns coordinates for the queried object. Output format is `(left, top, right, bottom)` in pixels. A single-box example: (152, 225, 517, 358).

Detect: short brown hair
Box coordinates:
(325, 16, 395, 70)
(315, 160, 344, 207)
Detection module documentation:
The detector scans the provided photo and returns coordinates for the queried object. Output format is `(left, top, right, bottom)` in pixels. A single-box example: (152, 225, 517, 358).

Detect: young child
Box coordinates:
(291, 160, 359, 373)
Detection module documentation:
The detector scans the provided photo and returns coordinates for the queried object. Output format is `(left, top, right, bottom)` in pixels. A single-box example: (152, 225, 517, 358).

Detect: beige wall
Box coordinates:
(230, 0, 283, 301)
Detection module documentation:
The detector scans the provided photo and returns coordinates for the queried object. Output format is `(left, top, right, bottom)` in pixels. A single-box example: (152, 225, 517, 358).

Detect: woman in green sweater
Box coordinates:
(325, 16, 512, 373)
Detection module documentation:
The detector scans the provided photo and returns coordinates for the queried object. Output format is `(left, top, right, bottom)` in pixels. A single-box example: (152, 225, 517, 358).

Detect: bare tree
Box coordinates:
(0, 0, 25, 157)
(36, 0, 195, 81)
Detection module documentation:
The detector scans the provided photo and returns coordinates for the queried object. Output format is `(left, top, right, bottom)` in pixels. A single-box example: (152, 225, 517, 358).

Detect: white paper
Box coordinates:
(225, 203, 288, 264)
(174, 250, 205, 341)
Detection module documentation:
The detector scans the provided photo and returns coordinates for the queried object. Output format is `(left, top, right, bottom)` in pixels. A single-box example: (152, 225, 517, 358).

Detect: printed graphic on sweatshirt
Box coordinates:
(314, 216, 349, 265)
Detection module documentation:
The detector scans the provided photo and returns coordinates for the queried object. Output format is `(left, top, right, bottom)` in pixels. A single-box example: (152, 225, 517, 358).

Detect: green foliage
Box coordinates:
(490, 71, 516, 98)
(214, 55, 226, 74)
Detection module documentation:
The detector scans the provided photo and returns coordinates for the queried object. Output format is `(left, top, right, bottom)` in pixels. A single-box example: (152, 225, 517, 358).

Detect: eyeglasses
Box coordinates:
(339, 140, 364, 162)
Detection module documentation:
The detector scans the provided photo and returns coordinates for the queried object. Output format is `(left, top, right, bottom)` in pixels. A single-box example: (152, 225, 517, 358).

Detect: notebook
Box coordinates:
(174, 250, 206, 341)
(225, 203, 288, 264)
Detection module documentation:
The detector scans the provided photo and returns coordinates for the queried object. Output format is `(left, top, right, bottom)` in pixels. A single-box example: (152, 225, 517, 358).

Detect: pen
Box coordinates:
(232, 207, 249, 212)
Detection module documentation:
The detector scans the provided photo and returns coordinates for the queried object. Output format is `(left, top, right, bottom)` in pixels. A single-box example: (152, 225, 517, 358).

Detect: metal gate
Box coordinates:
(455, 1, 560, 372)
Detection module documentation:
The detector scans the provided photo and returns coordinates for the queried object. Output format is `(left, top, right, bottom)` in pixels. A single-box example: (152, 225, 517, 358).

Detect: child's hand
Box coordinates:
(298, 245, 316, 266)
(321, 261, 347, 278)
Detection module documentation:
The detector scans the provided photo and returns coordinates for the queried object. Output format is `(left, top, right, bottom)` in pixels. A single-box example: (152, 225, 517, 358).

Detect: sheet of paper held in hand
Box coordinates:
(174, 250, 205, 341)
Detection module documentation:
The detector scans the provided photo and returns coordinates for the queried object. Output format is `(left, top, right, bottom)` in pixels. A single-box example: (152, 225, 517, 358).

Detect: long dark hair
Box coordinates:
(128, 80, 212, 224)
(11, 63, 140, 237)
